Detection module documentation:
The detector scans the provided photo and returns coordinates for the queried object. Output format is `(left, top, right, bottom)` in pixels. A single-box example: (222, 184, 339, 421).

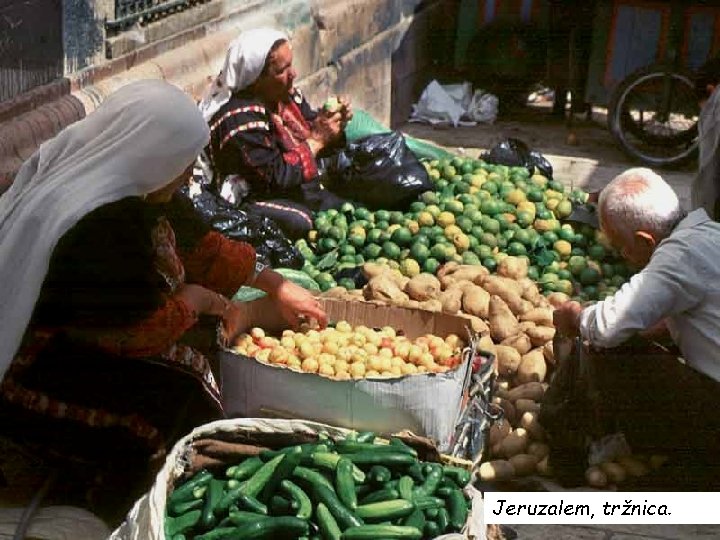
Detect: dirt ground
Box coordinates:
(399, 104, 696, 207)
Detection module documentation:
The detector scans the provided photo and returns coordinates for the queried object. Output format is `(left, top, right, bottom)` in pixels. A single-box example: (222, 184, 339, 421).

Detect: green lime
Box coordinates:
(423, 257, 440, 274)
(410, 242, 430, 263)
(507, 242, 527, 256)
(363, 243, 382, 260)
(482, 257, 497, 272)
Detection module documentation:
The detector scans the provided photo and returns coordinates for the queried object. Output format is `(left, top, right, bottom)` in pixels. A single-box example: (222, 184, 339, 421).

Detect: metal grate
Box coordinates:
(107, 0, 201, 32)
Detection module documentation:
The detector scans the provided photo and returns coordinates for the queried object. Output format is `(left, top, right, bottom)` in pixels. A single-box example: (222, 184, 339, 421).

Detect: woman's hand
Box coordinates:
(309, 111, 344, 154)
(220, 301, 250, 345)
(252, 268, 327, 328)
(338, 95, 353, 125)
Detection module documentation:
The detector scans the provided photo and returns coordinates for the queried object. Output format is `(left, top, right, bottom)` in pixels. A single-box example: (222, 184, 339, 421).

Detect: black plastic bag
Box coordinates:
(181, 185, 303, 269)
(318, 132, 432, 210)
(480, 138, 553, 178)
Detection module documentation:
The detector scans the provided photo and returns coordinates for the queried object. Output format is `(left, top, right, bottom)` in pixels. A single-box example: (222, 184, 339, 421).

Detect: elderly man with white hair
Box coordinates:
(554, 167, 720, 488)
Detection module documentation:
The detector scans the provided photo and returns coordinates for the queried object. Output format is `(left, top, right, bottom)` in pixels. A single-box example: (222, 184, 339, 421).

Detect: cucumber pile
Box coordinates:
(165, 433, 471, 539)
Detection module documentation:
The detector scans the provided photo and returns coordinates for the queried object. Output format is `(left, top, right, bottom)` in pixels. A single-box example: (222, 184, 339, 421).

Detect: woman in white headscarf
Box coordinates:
(199, 28, 352, 240)
(0, 80, 327, 514)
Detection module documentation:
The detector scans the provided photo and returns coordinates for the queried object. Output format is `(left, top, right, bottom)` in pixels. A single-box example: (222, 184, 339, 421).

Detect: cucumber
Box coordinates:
(437, 507, 450, 532)
(355, 432, 376, 443)
(442, 465, 471, 487)
(201, 478, 224, 528)
(312, 484, 364, 529)
(194, 527, 237, 540)
(424, 520, 440, 538)
(336, 442, 414, 455)
(168, 470, 212, 506)
(335, 458, 357, 510)
(446, 487, 469, 530)
(403, 508, 425, 531)
(413, 464, 442, 497)
(229, 511, 271, 526)
(414, 496, 445, 511)
(230, 516, 309, 539)
(167, 498, 202, 517)
(340, 525, 422, 540)
(359, 488, 399, 505)
(311, 453, 366, 483)
(280, 480, 312, 520)
(367, 466, 392, 486)
(165, 509, 201, 537)
(227, 456, 264, 480)
(388, 438, 419, 458)
(269, 495, 293, 515)
(260, 447, 303, 503)
(356, 500, 415, 521)
(243, 454, 285, 498)
(344, 452, 415, 467)
(293, 466, 335, 492)
(397, 476, 414, 501)
(406, 464, 425, 483)
(316, 502, 342, 540)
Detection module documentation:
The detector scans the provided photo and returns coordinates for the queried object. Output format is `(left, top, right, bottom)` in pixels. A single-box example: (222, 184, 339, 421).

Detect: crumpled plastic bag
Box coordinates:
(480, 137, 553, 178)
(318, 131, 432, 210)
(410, 80, 498, 126)
(181, 185, 303, 269)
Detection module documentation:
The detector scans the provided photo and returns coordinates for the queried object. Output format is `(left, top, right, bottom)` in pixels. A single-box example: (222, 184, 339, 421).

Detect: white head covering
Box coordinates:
(199, 28, 289, 122)
(0, 79, 210, 380)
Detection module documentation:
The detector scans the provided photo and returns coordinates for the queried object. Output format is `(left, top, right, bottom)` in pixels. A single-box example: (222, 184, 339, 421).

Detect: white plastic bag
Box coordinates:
(466, 90, 499, 124)
(410, 80, 498, 127)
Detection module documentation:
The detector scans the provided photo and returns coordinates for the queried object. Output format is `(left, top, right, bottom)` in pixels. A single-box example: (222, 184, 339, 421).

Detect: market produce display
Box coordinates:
(298, 156, 632, 301)
(232, 323, 466, 380)
(165, 434, 472, 539)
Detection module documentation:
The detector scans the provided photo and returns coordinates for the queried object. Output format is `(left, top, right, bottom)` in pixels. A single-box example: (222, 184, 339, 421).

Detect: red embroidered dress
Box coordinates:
(1, 194, 255, 459)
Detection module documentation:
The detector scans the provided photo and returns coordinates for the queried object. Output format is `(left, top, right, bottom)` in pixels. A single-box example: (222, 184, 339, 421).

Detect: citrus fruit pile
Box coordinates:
(298, 156, 631, 301)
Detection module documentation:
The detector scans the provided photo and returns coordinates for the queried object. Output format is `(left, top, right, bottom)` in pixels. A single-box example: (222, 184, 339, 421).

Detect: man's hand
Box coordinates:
(554, 301, 584, 337)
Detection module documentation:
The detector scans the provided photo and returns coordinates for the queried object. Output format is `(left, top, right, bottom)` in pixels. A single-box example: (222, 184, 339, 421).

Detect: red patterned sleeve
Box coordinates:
(94, 296, 198, 358)
(180, 231, 257, 297)
(284, 143, 318, 181)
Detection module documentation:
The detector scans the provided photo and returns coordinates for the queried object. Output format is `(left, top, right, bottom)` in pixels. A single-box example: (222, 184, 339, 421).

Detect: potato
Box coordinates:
(516, 348, 547, 384)
(547, 292, 571, 309)
(520, 307, 554, 326)
(493, 397, 517, 426)
(437, 261, 459, 280)
(518, 321, 536, 332)
(442, 264, 489, 284)
(488, 420, 511, 446)
(462, 285, 491, 318)
(403, 299, 421, 309)
(495, 346, 522, 377)
(363, 275, 408, 304)
(617, 455, 649, 477)
(537, 456, 553, 476)
(526, 325, 555, 347)
(323, 286, 350, 300)
(478, 460, 515, 482)
(599, 462, 627, 484)
(506, 382, 545, 402)
(362, 262, 389, 280)
(519, 411, 546, 441)
(500, 333, 532, 355)
(509, 454, 539, 476)
(420, 299, 443, 312)
(489, 295, 519, 342)
(585, 466, 608, 488)
(347, 289, 365, 298)
(527, 441, 550, 460)
(497, 256, 528, 280)
(479, 275, 524, 296)
(405, 273, 441, 301)
(543, 340, 555, 365)
(521, 283, 544, 306)
(515, 398, 541, 415)
(499, 428, 529, 458)
(462, 314, 490, 335)
(439, 287, 463, 314)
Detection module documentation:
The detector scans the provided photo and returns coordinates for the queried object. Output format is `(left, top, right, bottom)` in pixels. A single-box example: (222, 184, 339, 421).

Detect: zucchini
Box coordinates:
(340, 525, 422, 540)
(260, 443, 323, 461)
(165, 509, 201, 537)
(424, 508, 439, 519)
(312, 484, 364, 529)
(414, 496, 445, 511)
(230, 516, 309, 539)
(335, 458, 357, 510)
(227, 456, 264, 480)
(243, 454, 285, 498)
(436, 507, 450, 532)
(406, 464, 424, 483)
(344, 452, 415, 467)
(413, 464, 442, 498)
(316, 502, 342, 540)
(293, 466, 335, 492)
(389, 438, 418, 458)
(424, 520, 440, 538)
(336, 442, 414, 455)
(236, 492, 268, 515)
(397, 476, 414, 501)
(359, 488, 398, 505)
(194, 528, 238, 540)
(201, 478, 224, 528)
(356, 500, 415, 521)
(446, 487, 469, 530)
(280, 480, 312, 520)
(168, 470, 212, 506)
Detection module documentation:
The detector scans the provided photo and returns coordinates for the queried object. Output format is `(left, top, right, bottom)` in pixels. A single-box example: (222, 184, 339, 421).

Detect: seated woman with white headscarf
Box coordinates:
(200, 28, 352, 240)
(0, 80, 327, 519)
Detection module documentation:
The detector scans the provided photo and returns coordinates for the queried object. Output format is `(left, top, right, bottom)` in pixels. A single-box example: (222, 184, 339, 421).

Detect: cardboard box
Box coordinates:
(220, 298, 475, 451)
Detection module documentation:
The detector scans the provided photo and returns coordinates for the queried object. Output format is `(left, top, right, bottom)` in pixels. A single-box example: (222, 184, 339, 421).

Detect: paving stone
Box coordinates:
(510, 524, 609, 539)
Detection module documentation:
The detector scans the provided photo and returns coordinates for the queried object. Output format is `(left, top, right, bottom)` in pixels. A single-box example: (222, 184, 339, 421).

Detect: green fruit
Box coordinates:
(375, 210, 390, 223)
(482, 257, 497, 272)
(527, 265, 540, 281)
(587, 244, 607, 261)
(558, 227, 575, 242)
(339, 244, 356, 257)
(555, 279, 575, 295)
(516, 211, 534, 228)
(363, 243, 382, 260)
(462, 252, 481, 265)
(382, 241, 401, 260)
(557, 269, 572, 281)
(481, 217, 500, 235)
(409, 242, 430, 263)
(542, 231, 559, 244)
(582, 284, 599, 300)
(513, 229, 532, 246)
(479, 232, 498, 249)
(338, 278, 356, 290)
(445, 200, 464, 215)
(579, 267, 601, 286)
(409, 201, 426, 213)
(568, 255, 588, 276)
(348, 234, 366, 249)
(316, 273, 337, 292)
(482, 182, 499, 195)
(391, 227, 413, 247)
(366, 229, 383, 245)
(423, 257, 440, 274)
(480, 199, 501, 216)
(318, 238, 338, 253)
(430, 244, 448, 262)
(456, 216, 474, 234)
(389, 211, 405, 225)
(354, 207, 372, 221)
(527, 189, 544, 202)
(548, 180, 565, 193)
(507, 242, 527, 256)
(474, 244, 493, 260)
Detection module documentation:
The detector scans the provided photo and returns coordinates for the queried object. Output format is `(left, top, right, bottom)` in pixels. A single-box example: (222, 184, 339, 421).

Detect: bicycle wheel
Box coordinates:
(608, 65, 699, 168)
